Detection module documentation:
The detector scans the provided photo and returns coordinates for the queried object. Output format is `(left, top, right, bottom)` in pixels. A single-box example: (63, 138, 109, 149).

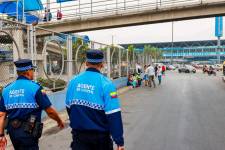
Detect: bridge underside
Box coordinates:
(38, 1, 225, 35)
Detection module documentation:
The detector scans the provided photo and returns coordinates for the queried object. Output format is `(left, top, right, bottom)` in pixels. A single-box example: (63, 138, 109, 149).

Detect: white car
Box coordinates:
(178, 65, 196, 73)
(167, 65, 176, 70)
(186, 65, 196, 71)
(173, 64, 181, 68)
(213, 64, 223, 71)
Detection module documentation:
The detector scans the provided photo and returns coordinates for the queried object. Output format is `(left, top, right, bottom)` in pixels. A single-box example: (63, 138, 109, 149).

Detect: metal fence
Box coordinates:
(0, 18, 151, 92)
(0, 19, 28, 88)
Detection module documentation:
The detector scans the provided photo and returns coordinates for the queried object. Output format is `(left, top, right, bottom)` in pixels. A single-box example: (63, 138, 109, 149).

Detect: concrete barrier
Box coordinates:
(42, 77, 128, 117)
(113, 77, 128, 89)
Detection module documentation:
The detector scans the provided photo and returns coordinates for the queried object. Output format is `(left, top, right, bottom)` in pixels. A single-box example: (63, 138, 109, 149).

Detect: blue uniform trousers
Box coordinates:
(8, 124, 39, 150)
(71, 130, 113, 150)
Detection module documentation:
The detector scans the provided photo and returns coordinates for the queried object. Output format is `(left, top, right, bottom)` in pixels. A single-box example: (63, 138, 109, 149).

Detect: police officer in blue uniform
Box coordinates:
(66, 50, 125, 150)
(0, 59, 64, 150)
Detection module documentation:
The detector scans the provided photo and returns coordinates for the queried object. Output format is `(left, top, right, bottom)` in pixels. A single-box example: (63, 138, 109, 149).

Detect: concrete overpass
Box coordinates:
(37, 0, 225, 35)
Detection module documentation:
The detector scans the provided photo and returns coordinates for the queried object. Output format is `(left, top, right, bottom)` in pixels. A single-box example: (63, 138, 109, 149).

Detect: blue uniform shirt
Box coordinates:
(0, 76, 52, 122)
(66, 68, 124, 146)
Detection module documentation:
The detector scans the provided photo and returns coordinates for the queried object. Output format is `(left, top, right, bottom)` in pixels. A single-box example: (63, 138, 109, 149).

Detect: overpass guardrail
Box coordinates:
(37, 0, 223, 24)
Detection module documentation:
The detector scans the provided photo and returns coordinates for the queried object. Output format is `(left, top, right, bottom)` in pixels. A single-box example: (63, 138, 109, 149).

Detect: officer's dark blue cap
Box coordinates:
(14, 59, 36, 72)
(86, 49, 104, 63)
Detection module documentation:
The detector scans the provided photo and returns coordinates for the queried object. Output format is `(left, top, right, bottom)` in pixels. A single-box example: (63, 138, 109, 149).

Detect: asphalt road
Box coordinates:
(39, 71, 225, 150)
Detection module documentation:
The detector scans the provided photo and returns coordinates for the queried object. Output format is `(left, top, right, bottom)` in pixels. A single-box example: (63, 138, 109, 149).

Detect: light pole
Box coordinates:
(171, 21, 174, 64)
(217, 36, 221, 64)
(47, 0, 50, 21)
(79, 0, 80, 15)
(91, 0, 93, 14)
(60, 2, 62, 12)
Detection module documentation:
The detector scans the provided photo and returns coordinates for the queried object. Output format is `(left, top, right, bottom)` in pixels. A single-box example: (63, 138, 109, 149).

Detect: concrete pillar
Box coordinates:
(67, 35, 73, 80)
(30, 25, 38, 80)
(13, 29, 23, 60)
(107, 47, 111, 78)
(12, 29, 23, 77)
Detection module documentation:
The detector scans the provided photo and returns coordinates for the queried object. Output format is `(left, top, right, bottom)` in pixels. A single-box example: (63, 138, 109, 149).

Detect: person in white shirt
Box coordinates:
(136, 63, 142, 74)
(157, 66, 162, 85)
(143, 65, 149, 86)
(147, 64, 156, 88)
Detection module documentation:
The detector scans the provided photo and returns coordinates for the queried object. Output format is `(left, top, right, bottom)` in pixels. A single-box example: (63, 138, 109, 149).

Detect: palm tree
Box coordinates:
(72, 38, 89, 73)
(144, 45, 163, 63)
(128, 45, 139, 65)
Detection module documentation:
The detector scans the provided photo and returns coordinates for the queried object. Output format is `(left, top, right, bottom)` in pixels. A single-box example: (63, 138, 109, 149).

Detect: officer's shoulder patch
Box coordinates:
(41, 89, 47, 95)
(110, 91, 118, 99)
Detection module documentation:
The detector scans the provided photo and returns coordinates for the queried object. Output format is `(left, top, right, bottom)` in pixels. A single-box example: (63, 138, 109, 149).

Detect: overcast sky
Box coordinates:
(79, 17, 220, 45)
(41, 0, 222, 45)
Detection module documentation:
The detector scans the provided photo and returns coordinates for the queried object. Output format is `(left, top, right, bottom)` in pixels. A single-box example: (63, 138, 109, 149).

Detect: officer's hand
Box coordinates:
(116, 146, 125, 150)
(0, 136, 7, 150)
(57, 120, 65, 129)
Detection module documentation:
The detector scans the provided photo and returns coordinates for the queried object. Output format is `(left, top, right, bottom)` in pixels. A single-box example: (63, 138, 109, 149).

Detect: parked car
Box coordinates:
(178, 65, 196, 73)
(198, 64, 204, 69)
(192, 64, 202, 69)
(173, 64, 180, 68)
(212, 64, 223, 71)
(167, 65, 176, 70)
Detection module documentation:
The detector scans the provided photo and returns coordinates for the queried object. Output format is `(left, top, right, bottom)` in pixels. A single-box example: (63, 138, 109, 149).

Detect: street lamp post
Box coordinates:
(91, 0, 93, 14)
(79, 0, 80, 15)
(171, 21, 174, 64)
(60, 2, 62, 12)
(47, 0, 50, 21)
(217, 36, 221, 64)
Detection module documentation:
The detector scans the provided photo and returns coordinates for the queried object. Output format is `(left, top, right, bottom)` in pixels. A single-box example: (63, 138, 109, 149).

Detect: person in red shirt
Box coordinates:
(57, 10, 62, 20)
(162, 65, 166, 75)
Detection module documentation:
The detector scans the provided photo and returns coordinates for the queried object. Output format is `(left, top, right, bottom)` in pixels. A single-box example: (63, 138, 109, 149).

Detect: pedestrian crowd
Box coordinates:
(127, 63, 166, 88)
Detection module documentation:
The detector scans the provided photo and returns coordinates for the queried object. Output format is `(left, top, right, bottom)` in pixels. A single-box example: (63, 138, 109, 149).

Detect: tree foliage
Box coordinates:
(144, 45, 163, 63)
(127, 45, 138, 63)
(72, 38, 89, 73)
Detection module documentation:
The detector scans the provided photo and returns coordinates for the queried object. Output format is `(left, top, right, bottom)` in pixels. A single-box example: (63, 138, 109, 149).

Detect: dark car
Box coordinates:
(178, 65, 196, 73)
